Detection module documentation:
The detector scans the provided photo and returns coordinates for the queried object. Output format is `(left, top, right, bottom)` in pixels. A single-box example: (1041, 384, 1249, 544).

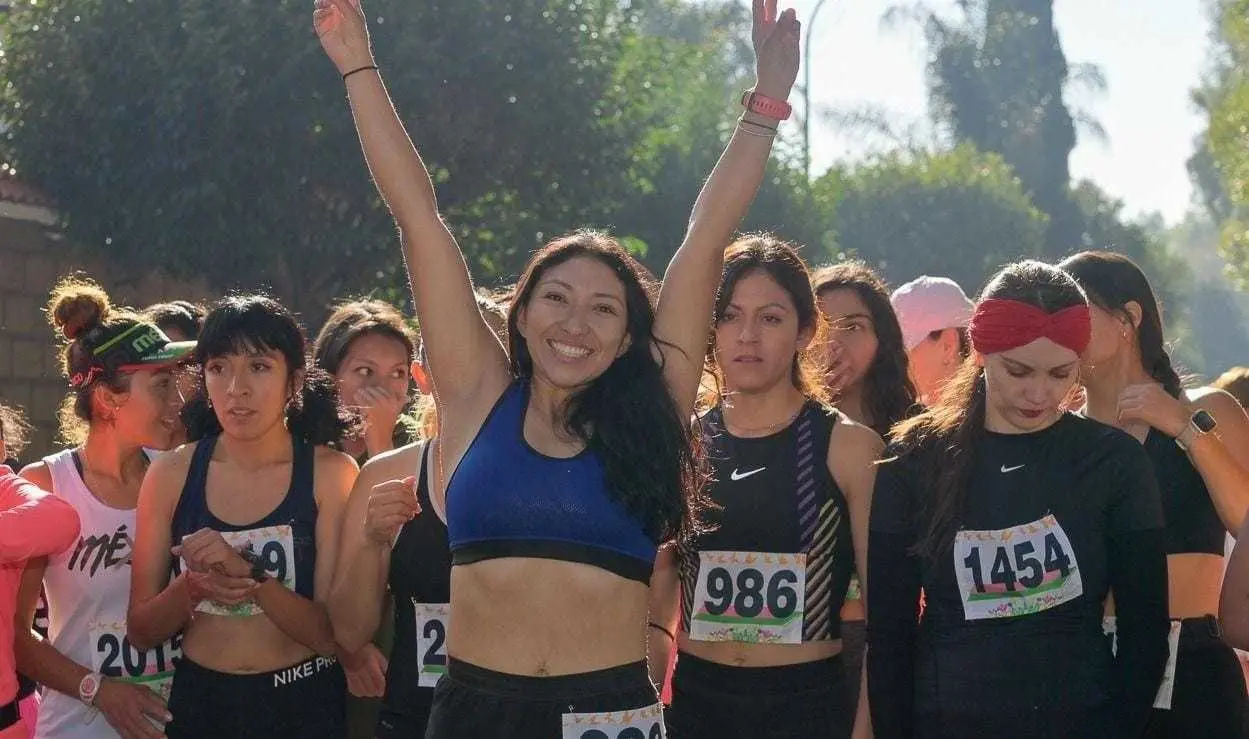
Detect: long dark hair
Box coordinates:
(811, 262, 919, 437)
(892, 261, 1088, 558)
(507, 230, 707, 542)
(1059, 251, 1182, 399)
(183, 295, 356, 445)
(707, 235, 828, 405)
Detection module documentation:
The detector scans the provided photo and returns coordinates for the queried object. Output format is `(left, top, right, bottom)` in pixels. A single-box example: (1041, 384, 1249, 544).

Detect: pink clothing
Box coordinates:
(17, 693, 37, 735)
(0, 467, 80, 708)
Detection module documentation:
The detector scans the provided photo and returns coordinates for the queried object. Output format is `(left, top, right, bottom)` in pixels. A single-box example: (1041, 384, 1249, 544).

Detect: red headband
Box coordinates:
(968, 299, 1091, 356)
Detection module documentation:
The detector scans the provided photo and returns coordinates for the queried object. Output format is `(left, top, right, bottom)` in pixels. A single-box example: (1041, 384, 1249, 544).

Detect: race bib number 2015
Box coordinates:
(689, 551, 805, 644)
(89, 622, 181, 701)
(954, 514, 1083, 620)
(561, 703, 665, 739)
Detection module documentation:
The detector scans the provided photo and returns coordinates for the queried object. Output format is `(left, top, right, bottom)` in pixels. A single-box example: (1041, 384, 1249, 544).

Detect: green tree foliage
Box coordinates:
(824, 144, 1048, 291)
(1204, 0, 1249, 284)
(0, 0, 677, 315)
(894, 0, 1099, 256)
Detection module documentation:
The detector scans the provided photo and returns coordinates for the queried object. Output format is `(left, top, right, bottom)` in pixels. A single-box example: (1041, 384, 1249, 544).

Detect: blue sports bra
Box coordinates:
(445, 380, 658, 584)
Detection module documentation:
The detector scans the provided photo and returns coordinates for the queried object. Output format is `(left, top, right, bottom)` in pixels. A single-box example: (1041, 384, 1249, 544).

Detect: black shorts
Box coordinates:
(166, 655, 346, 739)
(377, 693, 434, 739)
(425, 658, 662, 739)
(1143, 616, 1248, 739)
(666, 651, 850, 739)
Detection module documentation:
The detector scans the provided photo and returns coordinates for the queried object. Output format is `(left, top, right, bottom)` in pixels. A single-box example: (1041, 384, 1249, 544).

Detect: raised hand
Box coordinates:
(354, 386, 407, 455)
(365, 477, 420, 547)
(172, 528, 249, 578)
(751, 0, 801, 100)
(313, 0, 374, 75)
(1118, 383, 1189, 438)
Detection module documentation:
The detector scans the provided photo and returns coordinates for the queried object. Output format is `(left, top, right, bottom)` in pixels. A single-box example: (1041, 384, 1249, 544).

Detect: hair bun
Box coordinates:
(47, 277, 111, 341)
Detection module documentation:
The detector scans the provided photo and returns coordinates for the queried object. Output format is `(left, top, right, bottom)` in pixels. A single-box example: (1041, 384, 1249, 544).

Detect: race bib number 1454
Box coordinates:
(953, 515, 1082, 620)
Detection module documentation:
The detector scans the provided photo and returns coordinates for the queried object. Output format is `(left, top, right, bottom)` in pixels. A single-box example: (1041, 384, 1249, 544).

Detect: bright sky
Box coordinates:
(794, 0, 1212, 225)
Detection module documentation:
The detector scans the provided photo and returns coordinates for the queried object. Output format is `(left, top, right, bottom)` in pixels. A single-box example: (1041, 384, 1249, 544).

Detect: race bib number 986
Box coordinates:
(413, 601, 449, 688)
(561, 703, 665, 739)
(689, 551, 805, 644)
(953, 514, 1082, 620)
(189, 525, 296, 617)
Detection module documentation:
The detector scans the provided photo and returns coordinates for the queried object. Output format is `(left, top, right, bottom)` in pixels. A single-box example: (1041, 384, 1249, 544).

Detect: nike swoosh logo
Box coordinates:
(730, 467, 767, 481)
(1001, 464, 1026, 473)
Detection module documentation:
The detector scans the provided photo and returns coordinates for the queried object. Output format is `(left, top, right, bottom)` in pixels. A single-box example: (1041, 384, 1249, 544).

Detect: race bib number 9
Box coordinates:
(689, 551, 805, 644)
(561, 703, 665, 739)
(413, 601, 449, 688)
(954, 514, 1083, 620)
(89, 621, 181, 701)
(189, 525, 297, 617)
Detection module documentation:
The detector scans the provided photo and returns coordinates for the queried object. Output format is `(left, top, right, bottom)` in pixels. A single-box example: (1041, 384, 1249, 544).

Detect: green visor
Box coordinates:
(70, 322, 197, 387)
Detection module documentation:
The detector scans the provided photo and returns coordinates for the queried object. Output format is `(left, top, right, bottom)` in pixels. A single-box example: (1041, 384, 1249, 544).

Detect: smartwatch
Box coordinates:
(740, 90, 792, 121)
(78, 671, 103, 706)
(238, 544, 270, 583)
(1176, 409, 1218, 451)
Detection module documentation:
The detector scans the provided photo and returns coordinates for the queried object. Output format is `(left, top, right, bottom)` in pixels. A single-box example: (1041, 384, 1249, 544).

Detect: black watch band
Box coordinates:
(238, 545, 269, 583)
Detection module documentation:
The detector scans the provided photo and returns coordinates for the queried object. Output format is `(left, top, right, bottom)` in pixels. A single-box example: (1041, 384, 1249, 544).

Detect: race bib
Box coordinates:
(953, 515, 1083, 620)
(1154, 621, 1182, 710)
(89, 621, 181, 701)
(561, 703, 665, 739)
(188, 525, 296, 617)
(688, 551, 805, 644)
(413, 601, 449, 689)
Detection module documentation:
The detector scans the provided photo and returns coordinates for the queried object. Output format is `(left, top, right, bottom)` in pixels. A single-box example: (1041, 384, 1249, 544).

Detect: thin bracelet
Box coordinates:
(738, 116, 779, 133)
(648, 621, 676, 642)
(736, 121, 779, 139)
(342, 64, 379, 81)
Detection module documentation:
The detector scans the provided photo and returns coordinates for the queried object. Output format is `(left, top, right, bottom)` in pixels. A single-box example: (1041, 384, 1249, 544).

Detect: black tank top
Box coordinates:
(677, 402, 855, 642)
(379, 443, 450, 734)
(1143, 429, 1225, 555)
(170, 435, 318, 602)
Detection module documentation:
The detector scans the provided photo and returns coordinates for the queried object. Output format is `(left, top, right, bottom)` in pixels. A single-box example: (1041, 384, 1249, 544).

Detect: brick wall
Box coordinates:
(0, 205, 210, 462)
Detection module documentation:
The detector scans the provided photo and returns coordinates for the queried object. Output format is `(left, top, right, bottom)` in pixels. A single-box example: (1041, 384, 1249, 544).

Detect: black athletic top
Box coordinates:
(1143, 429, 1225, 555)
(867, 413, 1170, 739)
(172, 436, 319, 607)
(677, 402, 854, 644)
(378, 443, 450, 737)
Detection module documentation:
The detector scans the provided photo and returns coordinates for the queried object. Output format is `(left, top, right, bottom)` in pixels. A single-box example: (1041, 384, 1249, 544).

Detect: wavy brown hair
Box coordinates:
(705, 235, 829, 406)
(0, 402, 32, 460)
(891, 260, 1088, 558)
(507, 230, 708, 542)
(46, 275, 146, 445)
(811, 262, 919, 437)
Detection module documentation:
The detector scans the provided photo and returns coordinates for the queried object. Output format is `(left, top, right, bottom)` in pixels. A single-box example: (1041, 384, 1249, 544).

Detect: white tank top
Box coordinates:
(35, 450, 180, 739)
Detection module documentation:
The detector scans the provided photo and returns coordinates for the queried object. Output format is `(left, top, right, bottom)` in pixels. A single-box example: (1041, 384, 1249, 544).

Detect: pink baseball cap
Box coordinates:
(890, 276, 975, 350)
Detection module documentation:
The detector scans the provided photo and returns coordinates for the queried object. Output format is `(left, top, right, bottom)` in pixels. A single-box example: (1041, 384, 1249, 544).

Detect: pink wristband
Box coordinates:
(740, 90, 792, 121)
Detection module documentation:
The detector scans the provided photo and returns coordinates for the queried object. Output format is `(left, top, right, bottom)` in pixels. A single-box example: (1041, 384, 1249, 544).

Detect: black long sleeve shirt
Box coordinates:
(867, 413, 1170, 739)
